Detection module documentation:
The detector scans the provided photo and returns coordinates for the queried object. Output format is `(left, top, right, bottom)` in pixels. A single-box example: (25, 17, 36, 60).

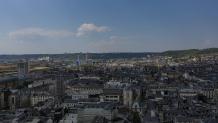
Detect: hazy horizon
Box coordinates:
(0, 0, 218, 54)
(0, 47, 218, 55)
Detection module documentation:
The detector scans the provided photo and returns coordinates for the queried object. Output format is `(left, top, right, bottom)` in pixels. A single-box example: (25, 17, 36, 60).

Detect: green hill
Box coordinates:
(162, 48, 218, 57)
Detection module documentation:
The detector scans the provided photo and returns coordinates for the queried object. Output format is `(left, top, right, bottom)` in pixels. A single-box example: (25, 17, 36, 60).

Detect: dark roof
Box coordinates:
(103, 89, 122, 95)
(0, 76, 18, 83)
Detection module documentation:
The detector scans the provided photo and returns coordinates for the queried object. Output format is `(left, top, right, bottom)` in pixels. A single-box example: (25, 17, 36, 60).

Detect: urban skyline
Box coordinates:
(1, 1, 218, 122)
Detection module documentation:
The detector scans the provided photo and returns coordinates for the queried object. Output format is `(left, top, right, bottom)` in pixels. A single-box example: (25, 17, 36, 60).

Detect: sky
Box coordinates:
(0, 0, 218, 54)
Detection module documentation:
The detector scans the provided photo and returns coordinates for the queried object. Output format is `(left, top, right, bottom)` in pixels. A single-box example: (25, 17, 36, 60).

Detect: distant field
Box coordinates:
(0, 64, 16, 72)
(0, 63, 49, 74)
(30, 66, 49, 71)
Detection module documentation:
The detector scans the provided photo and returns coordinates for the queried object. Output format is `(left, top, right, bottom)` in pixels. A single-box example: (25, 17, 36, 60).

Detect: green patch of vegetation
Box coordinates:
(161, 48, 218, 57)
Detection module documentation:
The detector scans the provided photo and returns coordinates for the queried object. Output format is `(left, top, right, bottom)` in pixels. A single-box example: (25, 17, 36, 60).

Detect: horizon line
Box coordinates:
(0, 47, 217, 55)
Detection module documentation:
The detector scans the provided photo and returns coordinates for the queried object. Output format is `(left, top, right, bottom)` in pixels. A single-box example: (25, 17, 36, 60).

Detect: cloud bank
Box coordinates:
(9, 28, 75, 40)
(8, 23, 110, 41)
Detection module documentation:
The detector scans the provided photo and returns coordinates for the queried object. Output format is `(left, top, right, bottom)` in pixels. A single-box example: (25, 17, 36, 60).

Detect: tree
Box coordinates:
(132, 111, 141, 123)
(197, 94, 207, 103)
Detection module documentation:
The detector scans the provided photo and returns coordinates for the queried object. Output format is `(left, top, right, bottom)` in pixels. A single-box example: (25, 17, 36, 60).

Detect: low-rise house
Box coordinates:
(77, 102, 118, 123)
(100, 89, 122, 103)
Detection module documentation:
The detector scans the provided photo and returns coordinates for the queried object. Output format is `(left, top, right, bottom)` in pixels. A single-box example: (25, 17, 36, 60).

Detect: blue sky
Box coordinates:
(0, 0, 218, 54)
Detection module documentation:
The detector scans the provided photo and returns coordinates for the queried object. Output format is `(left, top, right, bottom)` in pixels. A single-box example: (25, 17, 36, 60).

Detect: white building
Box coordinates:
(31, 93, 54, 106)
(104, 80, 130, 88)
(67, 85, 103, 95)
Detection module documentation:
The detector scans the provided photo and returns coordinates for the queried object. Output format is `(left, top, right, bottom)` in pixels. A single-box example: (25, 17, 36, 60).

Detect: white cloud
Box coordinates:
(8, 23, 110, 41)
(9, 28, 75, 40)
(76, 23, 110, 37)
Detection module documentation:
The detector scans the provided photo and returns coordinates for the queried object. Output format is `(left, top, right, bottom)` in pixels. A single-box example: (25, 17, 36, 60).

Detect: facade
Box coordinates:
(68, 86, 103, 95)
(200, 88, 216, 100)
(123, 88, 133, 108)
(0, 77, 18, 88)
(0, 89, 10, 109)
(55, 75, 65, 103)
(31, 93, 53, 106)
(0, 89, 19, 110)
(77, 103, 118, 123)
(179, 89, 198, 97)
(71, 93, 89, 100)
(100, 89, 122, 102)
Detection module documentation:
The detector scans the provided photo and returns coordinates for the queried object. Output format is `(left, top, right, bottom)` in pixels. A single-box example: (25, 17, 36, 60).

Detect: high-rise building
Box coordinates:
(55, 74, 65, 104)
(85, 52, 88, 64)
(17, 61, 29, 79)
(76, 54, 81, 70)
